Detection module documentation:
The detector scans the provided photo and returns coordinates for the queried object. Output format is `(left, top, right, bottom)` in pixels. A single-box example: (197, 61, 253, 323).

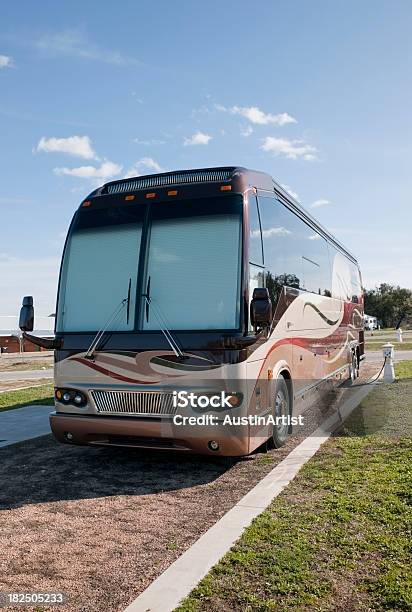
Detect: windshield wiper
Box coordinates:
(142, 276, 184, 359)
(84, 278, 131, 360)
(126, 278, 132, 324)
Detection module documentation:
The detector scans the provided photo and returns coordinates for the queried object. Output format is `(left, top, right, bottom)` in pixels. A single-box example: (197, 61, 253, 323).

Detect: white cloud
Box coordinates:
(281, 184, 300, 201)
(0, 54, 12, 68)
(36, 29, 141, 66)
(261, 137, 318, 160)
(131, 92, 144, 103)
(310, 198, 331, 209)
(125, 157, 166, 178)
(240, 124, 253, 137)
(183, 131, 212, 146)
(218, 104, 296, 126)
(54, 160, 122, 182)
(308, 233, 321, 240)
(36, 135, 97, 160)
(261, 227, 291, 238)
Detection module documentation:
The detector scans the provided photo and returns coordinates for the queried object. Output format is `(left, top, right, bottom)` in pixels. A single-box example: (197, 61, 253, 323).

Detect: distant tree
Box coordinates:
(265, 271, 300, 308)
(364, 284, 412, 328)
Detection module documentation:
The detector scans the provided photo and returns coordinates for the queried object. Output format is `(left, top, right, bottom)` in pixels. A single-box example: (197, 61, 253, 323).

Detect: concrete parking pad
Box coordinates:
(0, 405, 53, 448)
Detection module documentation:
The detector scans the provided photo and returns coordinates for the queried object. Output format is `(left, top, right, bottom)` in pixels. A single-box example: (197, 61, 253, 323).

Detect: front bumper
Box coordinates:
(49, 412, 251, 456)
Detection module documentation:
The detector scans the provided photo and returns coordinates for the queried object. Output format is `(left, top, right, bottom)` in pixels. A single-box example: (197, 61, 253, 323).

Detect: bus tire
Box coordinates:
(348, 349, 359, 384)
(270, 376, 291, 449)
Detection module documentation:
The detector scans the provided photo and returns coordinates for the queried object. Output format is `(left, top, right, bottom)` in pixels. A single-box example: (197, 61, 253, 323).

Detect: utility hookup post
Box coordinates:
(396, 328, 403, 343)
(383, 343, 395, 382)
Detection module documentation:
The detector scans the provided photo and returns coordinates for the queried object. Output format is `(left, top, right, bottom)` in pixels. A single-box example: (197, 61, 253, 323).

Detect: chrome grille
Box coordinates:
(104, 168, 235, 194)
(91, 390, 176, 416)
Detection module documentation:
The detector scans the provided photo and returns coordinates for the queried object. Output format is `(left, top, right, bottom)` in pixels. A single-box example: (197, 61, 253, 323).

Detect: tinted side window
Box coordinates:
(349, 261, 362, 303)
(248, 192, 264, 265)
(258, 195, 331, 306)
(258, 195, 301, 309)
(329, 245, 361, 302)
(300, 229, 331, 296)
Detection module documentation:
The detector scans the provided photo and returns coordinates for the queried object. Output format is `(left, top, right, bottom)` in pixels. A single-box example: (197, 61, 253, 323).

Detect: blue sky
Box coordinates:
(1, 0, 411, 329)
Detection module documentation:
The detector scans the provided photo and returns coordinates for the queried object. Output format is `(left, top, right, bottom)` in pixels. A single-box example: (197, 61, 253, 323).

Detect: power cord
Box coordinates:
(350, 356, 388, 387)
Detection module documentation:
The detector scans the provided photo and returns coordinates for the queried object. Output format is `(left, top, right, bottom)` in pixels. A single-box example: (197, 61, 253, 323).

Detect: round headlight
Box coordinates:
(62, 392, 71, 403)
(74, 393, 84, 405)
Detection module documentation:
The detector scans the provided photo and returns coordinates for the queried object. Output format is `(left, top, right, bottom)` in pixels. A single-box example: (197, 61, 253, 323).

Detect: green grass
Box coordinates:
(395, 360, 412, 379)
(178, 364, 412, 611)
(0, 384, 54, 413)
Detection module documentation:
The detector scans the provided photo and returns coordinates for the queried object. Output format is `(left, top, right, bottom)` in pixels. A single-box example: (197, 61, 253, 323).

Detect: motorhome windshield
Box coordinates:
(56, 195, 243, 333)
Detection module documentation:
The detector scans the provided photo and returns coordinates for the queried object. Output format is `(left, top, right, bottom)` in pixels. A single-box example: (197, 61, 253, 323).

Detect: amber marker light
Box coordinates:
(55, 389, 62, 400)
(168, 190, 178, 196)
(220, 185, 232, 191)
(146, 192, 156, 199)
(125, 195, 135, 201)
(82, 200, 91, 207)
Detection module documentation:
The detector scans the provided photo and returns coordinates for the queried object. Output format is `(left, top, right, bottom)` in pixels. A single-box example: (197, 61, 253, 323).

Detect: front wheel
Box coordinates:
(270, 377, 291, 448)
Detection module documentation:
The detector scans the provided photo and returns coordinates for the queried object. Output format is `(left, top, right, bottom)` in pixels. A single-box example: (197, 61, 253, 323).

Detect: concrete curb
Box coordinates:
(124, 380, 377, 612)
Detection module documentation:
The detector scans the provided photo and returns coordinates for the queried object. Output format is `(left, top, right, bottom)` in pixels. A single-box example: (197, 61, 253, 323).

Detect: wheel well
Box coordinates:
(279, 369, 291, 381)
(278, 369, 293, 407)
(278, 369, 293, 432)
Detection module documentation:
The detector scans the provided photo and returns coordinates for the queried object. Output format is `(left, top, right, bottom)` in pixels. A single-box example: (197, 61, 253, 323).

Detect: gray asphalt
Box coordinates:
(0, 369, 53, 382)
(365, 349, 412, 363)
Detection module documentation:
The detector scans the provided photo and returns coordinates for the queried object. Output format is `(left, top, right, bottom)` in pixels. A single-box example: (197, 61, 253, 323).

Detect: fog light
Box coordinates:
(74, 393, 84, 405)
(208, 440, 219, 451)
(227, 393, 242, 407)
(65, 432, 73, 440)
(62, 392, 71, 403)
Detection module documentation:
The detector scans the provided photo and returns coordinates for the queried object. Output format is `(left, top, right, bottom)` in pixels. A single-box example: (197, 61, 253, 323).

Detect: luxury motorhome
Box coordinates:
(20, 167, 364, 455)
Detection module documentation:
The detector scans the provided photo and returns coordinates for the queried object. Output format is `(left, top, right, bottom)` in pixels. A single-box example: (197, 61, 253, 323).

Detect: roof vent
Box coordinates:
(103, 168, 235, 195)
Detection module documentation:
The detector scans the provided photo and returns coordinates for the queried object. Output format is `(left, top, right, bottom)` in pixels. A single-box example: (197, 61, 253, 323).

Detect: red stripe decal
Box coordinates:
(70, 357, 159, 384)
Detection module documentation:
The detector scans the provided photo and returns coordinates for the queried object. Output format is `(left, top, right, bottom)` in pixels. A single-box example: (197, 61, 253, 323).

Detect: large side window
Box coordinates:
(349, 261, 362, 303)
(329, 245, 361, 302)
(300, 229, 331, 296)
(258, 194, 332, 307)
(258, 194, 301, 308)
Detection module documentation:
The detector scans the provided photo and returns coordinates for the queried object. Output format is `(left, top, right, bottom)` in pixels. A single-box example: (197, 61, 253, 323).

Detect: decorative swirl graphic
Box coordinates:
(303, 302, 340, 326)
